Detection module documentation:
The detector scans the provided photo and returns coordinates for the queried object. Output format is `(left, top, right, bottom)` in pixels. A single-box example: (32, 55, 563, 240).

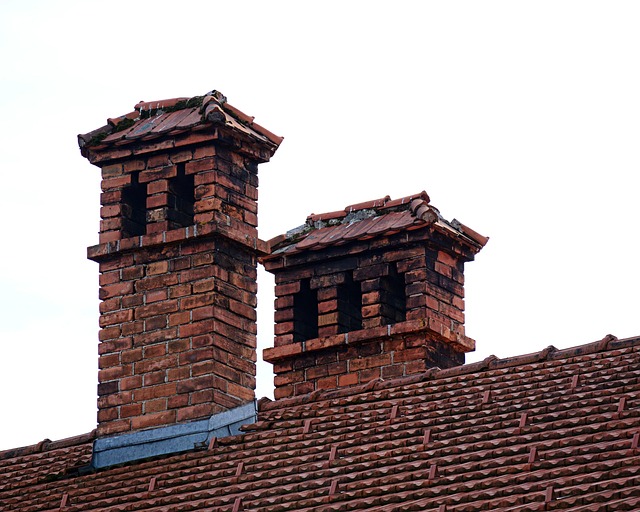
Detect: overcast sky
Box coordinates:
(1, 1, 639, 450)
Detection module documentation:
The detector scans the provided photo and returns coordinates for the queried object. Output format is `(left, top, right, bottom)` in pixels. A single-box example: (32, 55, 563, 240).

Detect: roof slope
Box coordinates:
(1, 335, 639, 511)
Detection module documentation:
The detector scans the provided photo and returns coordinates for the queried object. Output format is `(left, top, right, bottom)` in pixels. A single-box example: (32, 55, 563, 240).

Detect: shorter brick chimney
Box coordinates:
(262, 192, 487, 399)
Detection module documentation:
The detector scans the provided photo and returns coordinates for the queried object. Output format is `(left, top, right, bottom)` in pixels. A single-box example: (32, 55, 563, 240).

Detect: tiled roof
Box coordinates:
(2, 335, 639, 510)
(265, 192, 489, 259)
(78, 90, 283, 155)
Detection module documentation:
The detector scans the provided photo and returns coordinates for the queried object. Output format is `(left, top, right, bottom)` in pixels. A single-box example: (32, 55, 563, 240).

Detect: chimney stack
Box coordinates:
(79, 91, 281, 438)
(261, 192, 487, 399)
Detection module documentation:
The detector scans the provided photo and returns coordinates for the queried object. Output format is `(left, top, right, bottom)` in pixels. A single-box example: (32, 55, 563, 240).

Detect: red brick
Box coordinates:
(176, 375, 214, 394)
(143, 371, 166, 386)
(145, 289, 168, 304)
(131, 410, 176, 430)
(169, 311, 191, 326)
(179, 319, 215, 338)
(121, 348, 143, 364)
(135, 356, 175, 374)
(226, 381, 255, 401)
(101, 175, 131, 191)
(167, 393, 190, 409)
(147, 261, 169, 275)
(294, 381, 314, 396)
(170, 150, 193, 163)
(133, 383, 177, 401)
(337, 373, 359, 387)
(167, 366, 191, 382)
(135, 300, 179, 319)
(194, 146, 215, 159)
(275, 282, 300, 296)
(176, 404, 215, 423)
(274, 385, 294, 400)
(382, 364, 405, 379)
(99, 353, 120, 369)
(99, 326, 121, 342)
(185, 157, 215, 174)
(99, 364, 133, 383)
(147, 154, 170, 169)
(123, 159, 145, 172)
(120, 403, 143, 418)
(143, 399, 167, 414)
(168, 339, 190, 353)
(141, 344, 168, 360)
(121, 321, 144, 336)
(349, 354, 391, 371)
(97, 420, 131, 437)
(99, 309, 133, 327)
(192, 360, 214, 376)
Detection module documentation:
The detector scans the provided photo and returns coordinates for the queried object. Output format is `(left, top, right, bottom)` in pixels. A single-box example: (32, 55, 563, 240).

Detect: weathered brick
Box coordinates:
(130, 410, 176, 430)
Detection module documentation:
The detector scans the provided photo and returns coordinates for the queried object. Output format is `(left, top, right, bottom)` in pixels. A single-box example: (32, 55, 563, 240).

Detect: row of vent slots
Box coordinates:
(120, 165, 195, 237)
(292, 266, 406, 342)
(27, 382, 638, 510)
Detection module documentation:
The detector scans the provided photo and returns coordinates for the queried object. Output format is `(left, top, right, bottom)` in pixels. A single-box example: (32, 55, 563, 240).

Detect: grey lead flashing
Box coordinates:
(91, 401, 257, 469)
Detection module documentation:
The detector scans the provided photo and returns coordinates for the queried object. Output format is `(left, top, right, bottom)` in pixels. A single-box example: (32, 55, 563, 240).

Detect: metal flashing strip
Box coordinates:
(91, 402, 257, 469)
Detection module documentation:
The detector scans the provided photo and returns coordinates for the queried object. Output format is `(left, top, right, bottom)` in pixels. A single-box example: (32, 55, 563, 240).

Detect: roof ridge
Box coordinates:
(0, 430, 95, 461)
(258, 334, 636, 413)
(307, 192, 429, 222)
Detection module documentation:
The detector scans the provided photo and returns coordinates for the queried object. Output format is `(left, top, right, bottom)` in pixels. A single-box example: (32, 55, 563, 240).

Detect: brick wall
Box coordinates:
(83, 107, 278, 436)
(95, 236, 257, 436)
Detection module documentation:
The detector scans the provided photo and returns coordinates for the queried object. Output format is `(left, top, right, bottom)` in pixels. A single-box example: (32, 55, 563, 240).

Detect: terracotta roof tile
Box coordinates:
(78, 90, 283, 155)
(265, 192, 487, 259)
(2, 336, 640, 510)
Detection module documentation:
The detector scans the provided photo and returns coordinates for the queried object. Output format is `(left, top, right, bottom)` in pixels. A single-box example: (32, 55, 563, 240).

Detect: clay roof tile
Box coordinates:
(266, 192, 486, 257)
(78, 90, 283, 156)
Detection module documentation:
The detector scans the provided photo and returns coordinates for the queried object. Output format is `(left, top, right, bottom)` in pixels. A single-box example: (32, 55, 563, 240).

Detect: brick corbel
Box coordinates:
(88, 219, 268, 262)
(263, 318, 475, 363)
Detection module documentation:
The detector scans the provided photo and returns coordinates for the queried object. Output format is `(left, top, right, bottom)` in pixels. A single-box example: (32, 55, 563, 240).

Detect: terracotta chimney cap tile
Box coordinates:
(451, 219, 490, 247)
(135, 97, 190, 112)
(345, 195, 391, 212)
(267, 191, 487, 256)
(382, 190, 430, 209)
(79, 90, 282, 153)
(307, 210, 347, 223)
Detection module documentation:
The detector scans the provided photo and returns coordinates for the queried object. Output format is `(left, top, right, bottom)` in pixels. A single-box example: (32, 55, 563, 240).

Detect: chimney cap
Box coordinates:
(78, 89, 283, 155)
(264, 191, 488, 259)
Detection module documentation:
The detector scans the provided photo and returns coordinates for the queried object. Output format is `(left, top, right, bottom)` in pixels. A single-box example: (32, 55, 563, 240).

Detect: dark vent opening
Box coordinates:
(121, 173, 147, 237)
(380, 264, 406, 324)
(293, 279, 318, 342)
(168, 164, 195, 229)
(337, 273, 363, 333)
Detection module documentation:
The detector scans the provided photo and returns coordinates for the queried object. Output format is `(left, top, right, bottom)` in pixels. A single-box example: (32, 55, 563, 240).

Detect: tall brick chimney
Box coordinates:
(262, 192, 487, 399)
(79, 91, 281, 440)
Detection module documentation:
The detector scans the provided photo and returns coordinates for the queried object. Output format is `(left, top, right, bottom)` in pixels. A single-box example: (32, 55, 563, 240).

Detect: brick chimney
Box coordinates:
(79, 91, 281, 437)
(261, 192, 487, 399)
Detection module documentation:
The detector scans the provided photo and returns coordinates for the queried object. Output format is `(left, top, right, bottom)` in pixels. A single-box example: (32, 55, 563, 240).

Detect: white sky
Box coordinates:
(1, 1, 639, 451)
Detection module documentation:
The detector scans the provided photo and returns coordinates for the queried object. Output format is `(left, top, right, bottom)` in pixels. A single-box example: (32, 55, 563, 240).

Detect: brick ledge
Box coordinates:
(88, 219, 268, 261)
(263, 319, 475, 363)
